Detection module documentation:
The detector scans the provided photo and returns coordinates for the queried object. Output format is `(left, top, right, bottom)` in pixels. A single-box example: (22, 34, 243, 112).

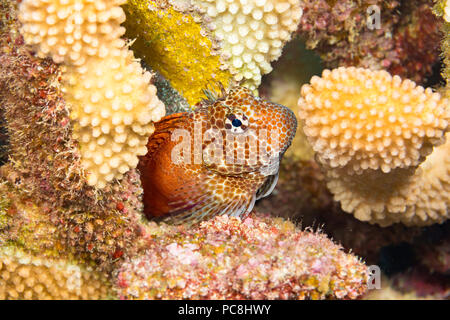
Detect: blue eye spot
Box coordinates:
(232, 118, 242, 127)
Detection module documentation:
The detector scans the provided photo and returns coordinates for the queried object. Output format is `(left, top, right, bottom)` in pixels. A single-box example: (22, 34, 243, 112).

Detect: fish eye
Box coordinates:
(232, 118, 242, 127)
(225, 113, 248, 133)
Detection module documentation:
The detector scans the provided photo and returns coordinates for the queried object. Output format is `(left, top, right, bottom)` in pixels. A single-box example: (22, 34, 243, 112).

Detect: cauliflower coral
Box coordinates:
(298, 67, 450, 227)
(192, 0, 303, 91)
(19, 0, 165, 188)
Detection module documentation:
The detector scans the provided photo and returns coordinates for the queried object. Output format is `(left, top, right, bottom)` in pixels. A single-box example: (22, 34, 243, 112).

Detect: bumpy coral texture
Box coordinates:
(115, 213, 368, 300)
(64, 49, 163, 188)
(123, 0, 234, 106)
(19, 0, 165, 188)
(19, 0, 127, 65)
(324, 145, 449, 227)
(0, 2, 153, 269)
(299, 67, 448, 174)
(0, 247, 110, 300)
(193, 0, 303, 91)
(445, 0, 450, 22)
(298, 68, 450, 227)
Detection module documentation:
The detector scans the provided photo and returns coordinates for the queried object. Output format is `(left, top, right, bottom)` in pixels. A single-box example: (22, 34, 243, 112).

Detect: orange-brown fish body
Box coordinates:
(138, 87, 297, 224)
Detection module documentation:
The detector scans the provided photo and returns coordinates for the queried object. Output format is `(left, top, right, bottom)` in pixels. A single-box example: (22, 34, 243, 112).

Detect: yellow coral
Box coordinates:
(193, 0, 303, 91)
(19, 0, 165, 188)
(0, 247, 110, 300)
(123, 0, 234, 106)
(298, 68, 450, 227)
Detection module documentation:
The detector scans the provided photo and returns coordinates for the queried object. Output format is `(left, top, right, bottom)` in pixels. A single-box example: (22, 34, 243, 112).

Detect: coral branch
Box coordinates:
(123, 0, 302, 104)
(19, 0, 165, 188)
(298, 67, 450, 226)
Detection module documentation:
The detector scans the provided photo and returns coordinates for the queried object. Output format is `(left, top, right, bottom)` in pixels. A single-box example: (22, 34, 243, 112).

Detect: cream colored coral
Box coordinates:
(192, 0, 303, 91)
(0, 247, 110, 300)
(19, 0, 127, 66)
(19, 0, 165, 188)
(326, 136, 449, 226)
(298, 67, 450, 227)
(445, 0, 450, 22)
(65, 49, 164, 188)
(299, 67, 449, 175)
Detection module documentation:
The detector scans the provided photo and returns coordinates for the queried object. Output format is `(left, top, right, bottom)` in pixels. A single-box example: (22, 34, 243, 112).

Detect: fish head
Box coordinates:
(202, 86, 297, 176)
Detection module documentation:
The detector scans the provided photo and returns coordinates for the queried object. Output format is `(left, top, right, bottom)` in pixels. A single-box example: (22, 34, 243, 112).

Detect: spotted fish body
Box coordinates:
(138, 87, 297, 224)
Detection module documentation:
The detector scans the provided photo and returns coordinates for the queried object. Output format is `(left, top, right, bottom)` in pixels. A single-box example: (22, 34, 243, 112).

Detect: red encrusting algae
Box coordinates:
(115, 213, 368, 300)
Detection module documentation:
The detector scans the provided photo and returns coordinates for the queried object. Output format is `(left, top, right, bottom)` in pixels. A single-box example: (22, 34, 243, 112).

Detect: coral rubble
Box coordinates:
(298, 67, 449, 226)
(115, 213, 368, 300)
(255, 158, 422, 264)
(19, 0, 165, 189)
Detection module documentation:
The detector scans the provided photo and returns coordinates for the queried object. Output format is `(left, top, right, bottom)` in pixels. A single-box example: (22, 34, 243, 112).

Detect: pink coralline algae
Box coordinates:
(115, 213, 368, 300)
(298, 0, 442, 84)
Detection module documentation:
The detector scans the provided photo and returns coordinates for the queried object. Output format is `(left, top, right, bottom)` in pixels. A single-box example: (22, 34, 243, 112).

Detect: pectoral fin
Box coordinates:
(256, 173, 279, 200)
(157, 172, 257, 225)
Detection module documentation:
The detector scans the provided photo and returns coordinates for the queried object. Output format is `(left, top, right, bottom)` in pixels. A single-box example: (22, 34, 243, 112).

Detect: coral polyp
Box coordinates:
(64, 48, 164, 188)
(19, 0, 127, 65)
(0, 247, 111, 300)
(192, 0, 303, 91)
(123, 0, 235, 106)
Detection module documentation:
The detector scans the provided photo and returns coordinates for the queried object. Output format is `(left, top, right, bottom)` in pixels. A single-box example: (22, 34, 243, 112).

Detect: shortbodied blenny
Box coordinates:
(138, 86, 297, 224)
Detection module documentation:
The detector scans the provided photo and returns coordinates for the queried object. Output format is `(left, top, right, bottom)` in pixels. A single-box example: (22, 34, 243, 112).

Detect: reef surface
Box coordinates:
(0, 0, 449, 300)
